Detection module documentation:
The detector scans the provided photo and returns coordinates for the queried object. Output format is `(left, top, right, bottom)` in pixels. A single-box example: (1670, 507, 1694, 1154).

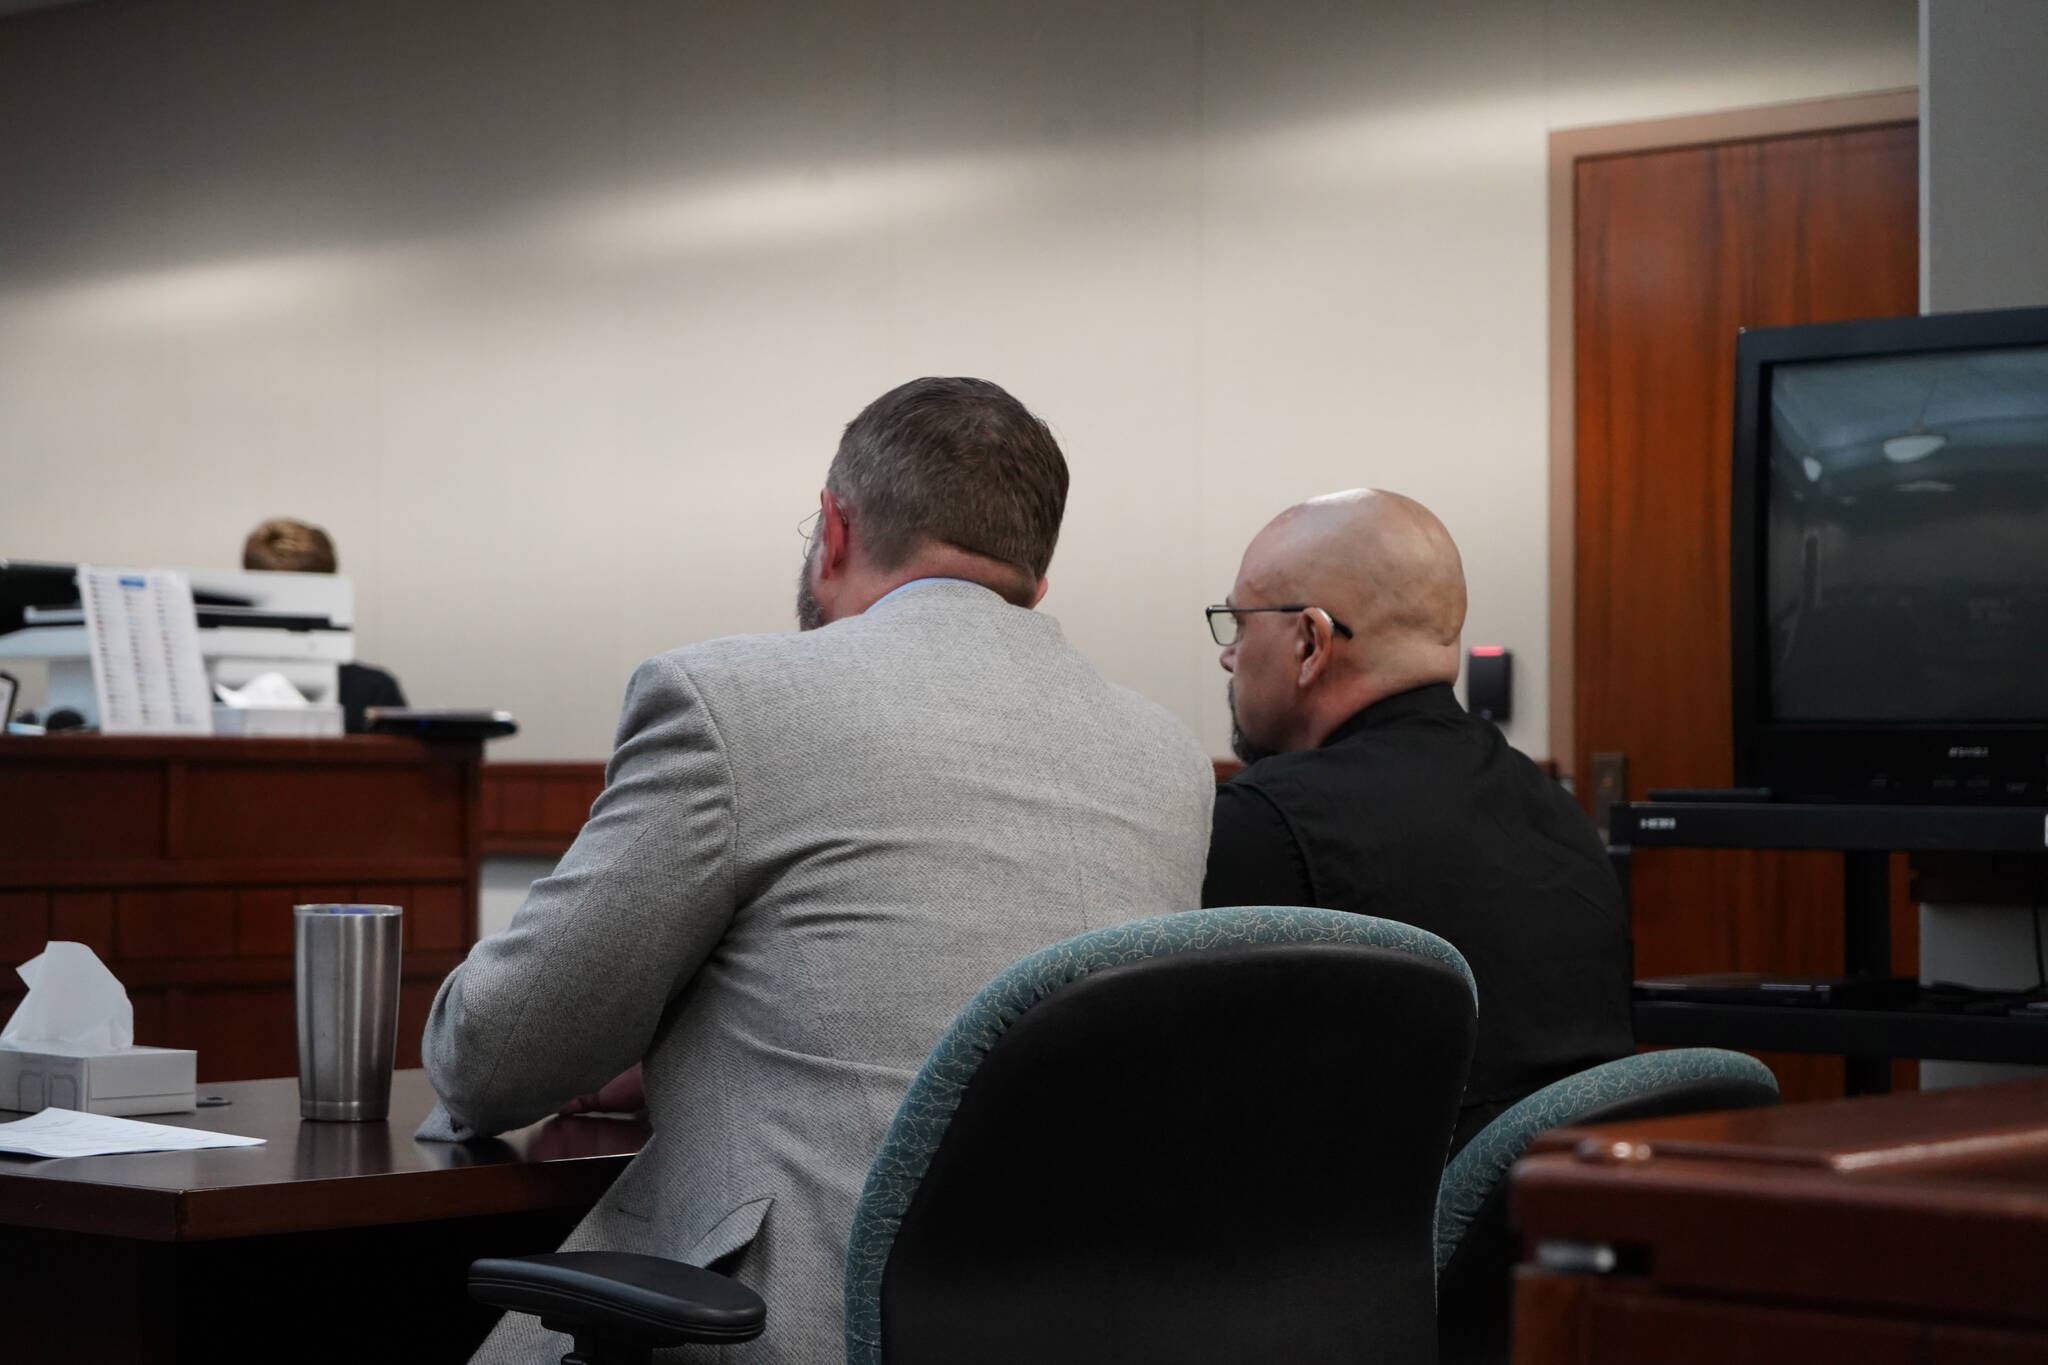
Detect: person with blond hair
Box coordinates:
(241, 517, 405, 731)
(242, 517, 339, 574)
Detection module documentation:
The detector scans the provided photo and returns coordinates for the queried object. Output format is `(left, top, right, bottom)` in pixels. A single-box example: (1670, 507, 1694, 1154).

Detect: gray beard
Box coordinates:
(1227, 681, 1279, 765)
(795, 552, 824, 632)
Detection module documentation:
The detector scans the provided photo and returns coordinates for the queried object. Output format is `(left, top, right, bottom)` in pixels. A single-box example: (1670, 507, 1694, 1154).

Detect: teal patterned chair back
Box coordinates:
(1433, 1048, 1779, 1365)
(844, 905, 1480, 1365)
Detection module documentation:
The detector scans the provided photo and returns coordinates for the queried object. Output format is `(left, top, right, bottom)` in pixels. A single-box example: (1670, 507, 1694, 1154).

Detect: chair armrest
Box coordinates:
(469, 1251, 766, 1348)
(1434, 1048, 1779, 1272)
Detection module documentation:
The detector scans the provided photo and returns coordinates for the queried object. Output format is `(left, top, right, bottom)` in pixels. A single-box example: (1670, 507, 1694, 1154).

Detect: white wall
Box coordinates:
(1916, 0, 2048, 1089)
(0, 0, 1918, 759)
(1921, 0, 2048, 314)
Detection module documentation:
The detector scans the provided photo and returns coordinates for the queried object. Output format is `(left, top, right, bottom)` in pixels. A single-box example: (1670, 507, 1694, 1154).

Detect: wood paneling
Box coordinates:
(233, 887, 295, 956)
(1512, 1081, 2048, 1362)
(293, 883, 356, 910)
(478, 761, 605, 856)
(180, 763, 467, 859)
(1516, 1273, 2048, 1365)
(0, 736, 483, 1083)
(0, 762, 161, 861)
(408, 881, 468, 951)
(49, 890, 115, 958)
(1572, 122, 1920, 1102)
(117, 889, 236, 960)
(0, 892, 49, 966)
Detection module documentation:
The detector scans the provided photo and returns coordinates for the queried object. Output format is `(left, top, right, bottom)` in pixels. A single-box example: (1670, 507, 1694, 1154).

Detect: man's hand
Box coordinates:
(557, 1062, 646, 1116)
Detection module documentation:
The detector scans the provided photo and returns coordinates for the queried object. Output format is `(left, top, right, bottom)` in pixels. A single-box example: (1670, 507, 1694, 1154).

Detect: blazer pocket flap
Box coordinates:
(685, 1196, 773, 1269)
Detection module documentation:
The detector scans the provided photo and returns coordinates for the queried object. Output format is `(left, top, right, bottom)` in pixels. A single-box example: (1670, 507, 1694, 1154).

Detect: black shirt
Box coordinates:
(338, 662, 407, 734)
(1202, 682, 1632, 1152)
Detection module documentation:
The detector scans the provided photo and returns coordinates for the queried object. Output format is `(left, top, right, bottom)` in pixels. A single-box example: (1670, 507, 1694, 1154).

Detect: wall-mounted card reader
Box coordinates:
(1467, 646, 1512, 723)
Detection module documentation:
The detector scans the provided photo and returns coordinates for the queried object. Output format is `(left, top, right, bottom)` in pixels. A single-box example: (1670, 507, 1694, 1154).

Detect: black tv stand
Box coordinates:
(1642, 787, 1774, 803)
(1618, 801, 2048, 852)
(1612, 800, 2048, 1093)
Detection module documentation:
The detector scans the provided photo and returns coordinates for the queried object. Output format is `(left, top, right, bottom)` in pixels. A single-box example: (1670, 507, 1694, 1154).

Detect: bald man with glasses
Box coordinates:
(1201, 489, 1632, 1155)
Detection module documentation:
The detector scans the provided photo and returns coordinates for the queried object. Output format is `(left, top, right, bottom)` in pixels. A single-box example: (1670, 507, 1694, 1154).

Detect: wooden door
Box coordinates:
(1573, 122, 1920, 1102)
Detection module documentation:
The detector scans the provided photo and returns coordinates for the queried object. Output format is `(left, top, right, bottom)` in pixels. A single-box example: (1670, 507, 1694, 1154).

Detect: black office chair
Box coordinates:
(469, 905, 1481, 1365)
(1431, 1049, 1782, 1365)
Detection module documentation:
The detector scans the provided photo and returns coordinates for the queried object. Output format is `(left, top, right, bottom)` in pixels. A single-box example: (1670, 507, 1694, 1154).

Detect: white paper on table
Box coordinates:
(0, 1108, 264, 1159)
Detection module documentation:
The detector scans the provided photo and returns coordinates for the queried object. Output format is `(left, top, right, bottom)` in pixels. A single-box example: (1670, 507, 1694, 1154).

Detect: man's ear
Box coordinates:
(816, 489, 852, 578)
(1295, 609, 1334, 688)
(1029, 576, 1049, 608)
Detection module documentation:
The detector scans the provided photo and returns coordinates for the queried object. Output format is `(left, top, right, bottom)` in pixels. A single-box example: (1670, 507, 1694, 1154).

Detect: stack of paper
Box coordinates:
(0, 1108, 264, 1159)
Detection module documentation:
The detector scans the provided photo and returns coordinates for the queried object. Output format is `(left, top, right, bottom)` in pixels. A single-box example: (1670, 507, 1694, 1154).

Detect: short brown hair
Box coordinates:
(243, 518, 338, 573)
(826, 378, 1068, 605)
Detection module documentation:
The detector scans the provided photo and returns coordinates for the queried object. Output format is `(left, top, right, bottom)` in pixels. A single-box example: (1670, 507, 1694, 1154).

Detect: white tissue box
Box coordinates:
(0, 1044, 198, 1116)
(210, 703, 344, 737)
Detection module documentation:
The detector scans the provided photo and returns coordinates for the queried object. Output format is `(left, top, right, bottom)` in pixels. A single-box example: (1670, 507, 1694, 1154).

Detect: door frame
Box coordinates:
(1546, 88, 1922, 786)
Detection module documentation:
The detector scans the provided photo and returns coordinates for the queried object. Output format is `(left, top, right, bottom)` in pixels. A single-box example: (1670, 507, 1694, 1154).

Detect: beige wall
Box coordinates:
(1921, 0, 2048, 313)
(0, 0, 1917, 759)
(1915, 0, 2048, 1088)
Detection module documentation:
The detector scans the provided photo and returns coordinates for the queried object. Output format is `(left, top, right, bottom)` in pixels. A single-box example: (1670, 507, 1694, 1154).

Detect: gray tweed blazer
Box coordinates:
(419, 580, 1214, 1364)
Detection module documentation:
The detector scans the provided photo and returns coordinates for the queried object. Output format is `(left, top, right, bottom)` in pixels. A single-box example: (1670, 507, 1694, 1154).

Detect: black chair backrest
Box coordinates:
(878, 941, 1478, 1365)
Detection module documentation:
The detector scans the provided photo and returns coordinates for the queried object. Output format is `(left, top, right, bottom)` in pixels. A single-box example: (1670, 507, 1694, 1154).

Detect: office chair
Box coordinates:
(1432, 1048, 1781, 1365)
(470, 905, 1481, 1365)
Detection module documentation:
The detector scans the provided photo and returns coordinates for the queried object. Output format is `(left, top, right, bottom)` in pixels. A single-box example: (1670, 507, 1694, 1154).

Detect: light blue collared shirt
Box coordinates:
(869, 577, 977, 609)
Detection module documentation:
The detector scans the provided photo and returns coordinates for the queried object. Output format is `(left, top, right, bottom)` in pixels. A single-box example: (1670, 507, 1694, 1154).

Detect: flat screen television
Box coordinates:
(1731, 305, 2048, 804)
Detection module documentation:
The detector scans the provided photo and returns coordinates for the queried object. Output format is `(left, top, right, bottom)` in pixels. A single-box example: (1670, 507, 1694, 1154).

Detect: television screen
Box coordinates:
(1764, 342, 2048, 724)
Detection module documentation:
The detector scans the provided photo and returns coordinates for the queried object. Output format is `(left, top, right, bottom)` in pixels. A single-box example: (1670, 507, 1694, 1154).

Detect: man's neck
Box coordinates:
(849, 547, 1032, 614)
(1294, 670, 1457, 749)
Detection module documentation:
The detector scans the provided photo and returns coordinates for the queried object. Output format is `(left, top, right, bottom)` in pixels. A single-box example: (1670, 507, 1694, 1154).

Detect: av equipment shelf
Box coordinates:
(1633, 999, 2048, 1068)
(1612, 801, 2048, 853)
(1611, 800, 2048, 1091)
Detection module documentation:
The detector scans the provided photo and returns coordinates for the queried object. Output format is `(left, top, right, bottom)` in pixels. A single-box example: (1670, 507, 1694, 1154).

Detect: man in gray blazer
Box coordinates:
(421, 377, 1215, 1364)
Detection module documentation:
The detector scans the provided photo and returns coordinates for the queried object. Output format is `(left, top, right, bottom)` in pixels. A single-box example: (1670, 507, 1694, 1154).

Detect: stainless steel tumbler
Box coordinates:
(294, 904, 403, 1121)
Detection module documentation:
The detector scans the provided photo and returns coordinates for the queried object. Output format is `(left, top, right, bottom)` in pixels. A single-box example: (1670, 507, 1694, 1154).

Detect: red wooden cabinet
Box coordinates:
(0, 735, 482, 1083)
(1510, 1081, 2048, 1363)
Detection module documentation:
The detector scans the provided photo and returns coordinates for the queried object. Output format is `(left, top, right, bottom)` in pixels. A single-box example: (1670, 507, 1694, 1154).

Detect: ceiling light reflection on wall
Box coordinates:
(1882, 430, 1947, 462)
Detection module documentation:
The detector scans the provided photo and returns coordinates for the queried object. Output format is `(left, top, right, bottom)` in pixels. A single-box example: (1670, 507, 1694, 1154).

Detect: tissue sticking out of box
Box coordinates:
(212, 670, 344, 736)
(2, 941, 135, 1051)
(215, 671, 309, 708)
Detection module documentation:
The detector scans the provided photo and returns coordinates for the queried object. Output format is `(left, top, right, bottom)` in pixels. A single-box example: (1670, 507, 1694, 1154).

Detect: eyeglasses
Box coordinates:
(1205, 604, 1355, 647)
(800, 505, 850, 548)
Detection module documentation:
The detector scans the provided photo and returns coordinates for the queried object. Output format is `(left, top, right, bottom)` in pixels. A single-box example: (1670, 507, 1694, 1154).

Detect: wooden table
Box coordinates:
(0, 734, 483, 1081)
(0, 1070, 646, 1362)
(1509, 1078, 2048, 1363)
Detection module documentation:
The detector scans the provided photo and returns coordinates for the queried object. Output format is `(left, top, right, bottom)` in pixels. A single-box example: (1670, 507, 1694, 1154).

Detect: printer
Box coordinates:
(0, 559, 356, 730)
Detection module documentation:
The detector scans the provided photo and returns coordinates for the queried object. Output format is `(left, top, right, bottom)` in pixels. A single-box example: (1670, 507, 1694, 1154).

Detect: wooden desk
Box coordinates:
(0, 735, 482, 1081)
(1509, 1079, 2048, 1363)
(0, 1071, 646, 1362)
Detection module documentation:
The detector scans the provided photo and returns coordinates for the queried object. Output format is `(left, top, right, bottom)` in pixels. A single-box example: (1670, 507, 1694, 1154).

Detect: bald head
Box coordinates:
(1244, 488, 1466, 653)
(1222, 490, 1466, 757)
